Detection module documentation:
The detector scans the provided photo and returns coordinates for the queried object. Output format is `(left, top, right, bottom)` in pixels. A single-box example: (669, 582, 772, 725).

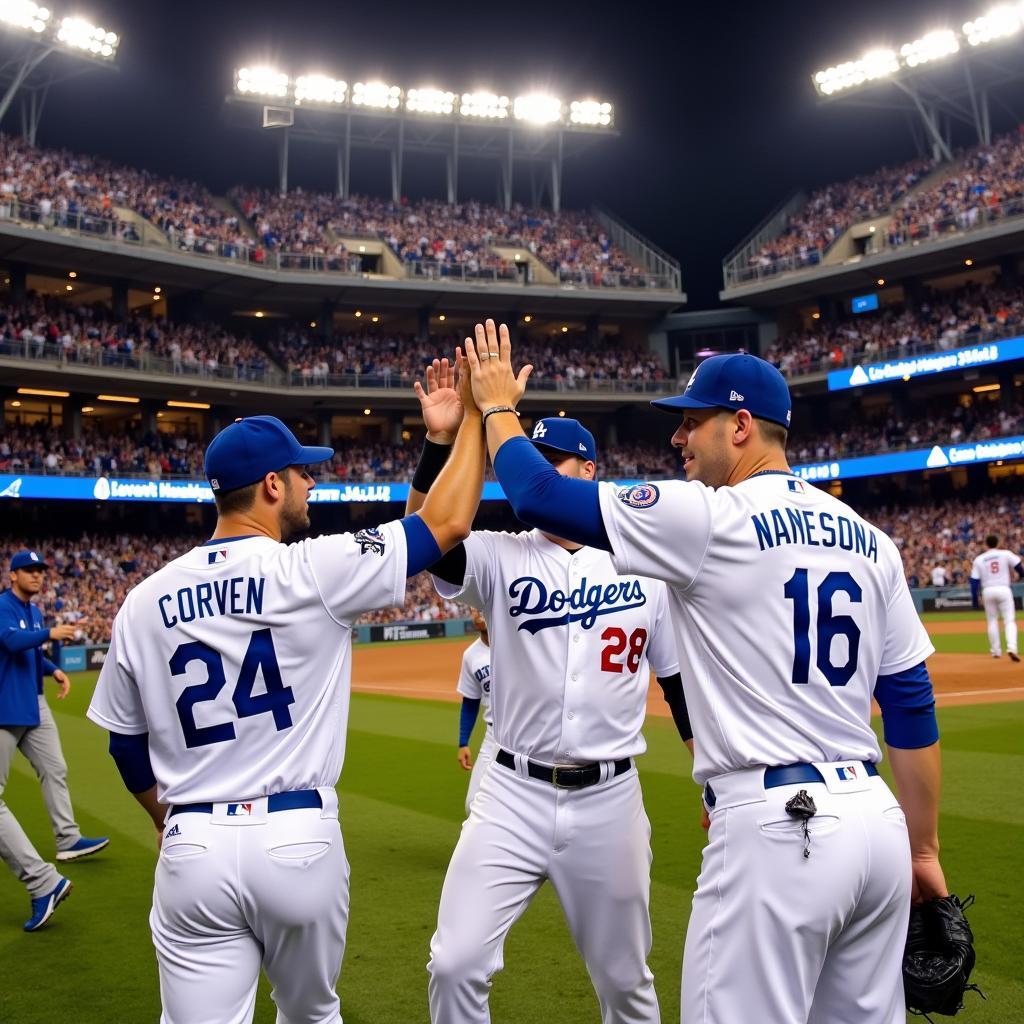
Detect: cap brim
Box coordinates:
(531, 439, 590, 459)
(293, 445, 335, 465)
(649, 394, 722, 414)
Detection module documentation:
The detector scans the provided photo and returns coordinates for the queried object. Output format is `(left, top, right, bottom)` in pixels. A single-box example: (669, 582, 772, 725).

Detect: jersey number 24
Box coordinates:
(784, 569, 862, 687)
(170, 629, 295, 748)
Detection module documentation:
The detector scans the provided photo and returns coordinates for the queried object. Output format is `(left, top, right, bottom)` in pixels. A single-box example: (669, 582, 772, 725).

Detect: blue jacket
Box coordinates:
(0, 587, 58, 727)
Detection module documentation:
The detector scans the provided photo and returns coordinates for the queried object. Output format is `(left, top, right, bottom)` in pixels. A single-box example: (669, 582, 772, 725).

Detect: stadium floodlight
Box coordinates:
(513, 93, 562, 125)
(0, 0, 50, 34)
(56, 16, 118, 59)
(900, 29, 960, 67)
(235, 66, 288, 98)
(294, 74, 347, 105)
(406, 87, 456, 115)
(352, 80, 401, 109)
(569, 99, 613, 127)
(813, 48, 898, 96)
(460, 91, 509, 119)
(964, 4, 1024, 45)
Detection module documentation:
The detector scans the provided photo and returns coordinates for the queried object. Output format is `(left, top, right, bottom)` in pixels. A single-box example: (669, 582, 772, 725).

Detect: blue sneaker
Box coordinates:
(24, 877, 72, 932)
(56, 837, 109, 862)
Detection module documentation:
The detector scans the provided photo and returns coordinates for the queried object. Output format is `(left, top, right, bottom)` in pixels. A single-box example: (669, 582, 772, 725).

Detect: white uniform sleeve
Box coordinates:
(970, 555, 983, 581)
(456, 647, 482, 699)
(87, 609, 148, 734)
(643, 581, 680, 678)
(306, 520, 407, 625)
(432, 532, 498, 610)
(879, 543, 935, 676)
(597, 480, 713, 590)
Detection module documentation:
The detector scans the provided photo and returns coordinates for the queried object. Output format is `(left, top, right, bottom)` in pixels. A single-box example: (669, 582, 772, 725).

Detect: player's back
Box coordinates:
(971, 548, 1019, 587)
(90, 528, 407, 803)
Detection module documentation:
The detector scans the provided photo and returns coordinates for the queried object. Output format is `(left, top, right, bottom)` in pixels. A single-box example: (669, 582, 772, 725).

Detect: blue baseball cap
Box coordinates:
(204, 416, 334, 492)
(528, 417, 598, 462)
(651, 353, 792, 429)
(11, 550, 46, 571)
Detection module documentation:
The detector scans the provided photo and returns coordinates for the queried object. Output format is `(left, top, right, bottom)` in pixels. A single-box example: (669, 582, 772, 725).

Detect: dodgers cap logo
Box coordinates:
(527, 417, 597, 463)
(11, 550, 45, 571)
(651, 353, 792, 430)
(204, 416, 335, 493)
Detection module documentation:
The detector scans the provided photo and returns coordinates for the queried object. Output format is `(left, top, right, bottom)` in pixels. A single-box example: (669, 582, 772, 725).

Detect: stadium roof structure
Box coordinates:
(225, 74, 618, 213)
(0, 6, 119, 145)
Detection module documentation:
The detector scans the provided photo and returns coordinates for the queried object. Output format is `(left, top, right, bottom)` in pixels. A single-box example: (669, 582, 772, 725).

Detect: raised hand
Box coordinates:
(464, 319, 533, 413)
(455, 347, 480, 417)
(413, 356, 463, 443)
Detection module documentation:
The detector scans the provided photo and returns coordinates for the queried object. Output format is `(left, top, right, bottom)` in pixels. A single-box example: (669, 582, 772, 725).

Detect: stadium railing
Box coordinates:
(0, 200, 679, 291)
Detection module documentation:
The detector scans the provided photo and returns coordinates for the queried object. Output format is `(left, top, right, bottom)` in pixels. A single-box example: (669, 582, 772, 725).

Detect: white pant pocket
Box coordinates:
(758, 814, 841, 840)
(268, 840, 331, 865)
(161, 842, 208, 859)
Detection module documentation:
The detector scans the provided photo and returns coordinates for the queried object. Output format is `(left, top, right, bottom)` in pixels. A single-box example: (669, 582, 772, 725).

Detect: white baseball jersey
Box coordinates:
(930, 566, 948, 587)
(88, 527, 407, 804)
(457, 637, 493, 729)
(598, 475, 934, 784)
(434, 529, 678, 763)
(970, 548, 1021, 589)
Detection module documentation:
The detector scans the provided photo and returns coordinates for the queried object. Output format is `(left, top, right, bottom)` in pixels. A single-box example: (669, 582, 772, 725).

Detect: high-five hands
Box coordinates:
(413, 355, 463, 444)
(464, 319, 533, 413)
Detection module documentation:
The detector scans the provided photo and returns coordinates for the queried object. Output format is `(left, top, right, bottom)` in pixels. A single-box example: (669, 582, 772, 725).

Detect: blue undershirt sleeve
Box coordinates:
(0, 625, 51, 653)
(108, 731, 157, 793)
(42, 656, 58, 676)
(1016, 563, 1024, 581)
(970, 578, 981, 608)
(493, 436, 611, 551)
(400, 514, 443, 577)
(874, 661, 939, 749)
(459, 697, 481, 746)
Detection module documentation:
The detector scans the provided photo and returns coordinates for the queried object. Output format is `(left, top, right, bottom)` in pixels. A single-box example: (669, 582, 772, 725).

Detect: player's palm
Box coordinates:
(414, 358, 463, 442)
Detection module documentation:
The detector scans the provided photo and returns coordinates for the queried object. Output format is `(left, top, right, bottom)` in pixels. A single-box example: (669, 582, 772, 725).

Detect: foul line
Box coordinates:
(936, 686, 1024, 698)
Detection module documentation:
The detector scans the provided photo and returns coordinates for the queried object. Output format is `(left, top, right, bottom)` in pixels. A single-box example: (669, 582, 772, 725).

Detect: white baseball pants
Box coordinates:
(983, 585, 1017, 656)
(464, 730, 498, 816)
(682, 767, 911, 1024)
(429, 756, 659, 1024)
(151, 789, 347, 1024)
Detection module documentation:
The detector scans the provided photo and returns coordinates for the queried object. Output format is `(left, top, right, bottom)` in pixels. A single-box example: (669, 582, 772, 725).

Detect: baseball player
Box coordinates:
(1, 550, 108, 932)
(930, 563, 948, 588)
(455, 609, 494, 814)
(86, 395, 483, 1024)
(970, 533, 1023, 660)
(407, 330, 691, 1024)
(468, 333, 950, 1024)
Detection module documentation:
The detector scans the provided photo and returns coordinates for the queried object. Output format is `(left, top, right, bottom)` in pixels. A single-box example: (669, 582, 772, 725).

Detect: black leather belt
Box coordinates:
(496, 748, 632, 789)
(169, 789, 322, 817)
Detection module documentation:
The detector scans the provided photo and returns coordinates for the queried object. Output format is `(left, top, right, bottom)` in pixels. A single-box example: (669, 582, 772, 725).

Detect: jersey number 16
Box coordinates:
(784, 569, 862, 687)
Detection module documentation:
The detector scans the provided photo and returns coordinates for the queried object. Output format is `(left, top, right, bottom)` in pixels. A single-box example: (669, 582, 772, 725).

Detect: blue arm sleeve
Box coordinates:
(458, 697, 481, 746)
(42, 656, 58, 676)
(493, 436, 611, 551)
(0, 625, 51, 653)
(108, 731, 157, 793)
(400, 514, 443, 577)
(970, 578, 980, 608)
(1016, 563, 1024, 580)
(874, 661, 939, 749)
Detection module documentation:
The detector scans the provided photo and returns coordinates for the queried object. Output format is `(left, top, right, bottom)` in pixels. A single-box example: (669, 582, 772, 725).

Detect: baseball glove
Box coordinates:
(903, 894, 983, 1017)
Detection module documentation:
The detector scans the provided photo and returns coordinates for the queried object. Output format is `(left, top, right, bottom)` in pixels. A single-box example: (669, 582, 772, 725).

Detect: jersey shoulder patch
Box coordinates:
(353, 527, 387, 556)
(617, 483, 660, 508)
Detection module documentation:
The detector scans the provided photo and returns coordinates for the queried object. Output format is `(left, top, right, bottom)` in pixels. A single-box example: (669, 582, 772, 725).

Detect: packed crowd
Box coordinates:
(750, 156, 934, 270)
(0, 297, 273, 380)
(765, 281, 1024, 378)
(872, 494, 1024, 588)
(886, 128, 1024, 247)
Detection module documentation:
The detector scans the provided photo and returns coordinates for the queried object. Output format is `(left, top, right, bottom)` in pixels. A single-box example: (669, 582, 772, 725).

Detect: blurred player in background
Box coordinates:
(1, 550, 108, 933)
(455, 609, 493, 814)
(971, 533, 1023, 660)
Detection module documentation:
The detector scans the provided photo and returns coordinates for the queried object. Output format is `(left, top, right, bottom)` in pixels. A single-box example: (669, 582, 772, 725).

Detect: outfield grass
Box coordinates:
(2, 673, 1020, 1023)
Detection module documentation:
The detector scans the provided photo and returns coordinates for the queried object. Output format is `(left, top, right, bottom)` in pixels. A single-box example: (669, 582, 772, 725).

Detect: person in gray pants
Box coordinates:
(1, 549, 109, 931)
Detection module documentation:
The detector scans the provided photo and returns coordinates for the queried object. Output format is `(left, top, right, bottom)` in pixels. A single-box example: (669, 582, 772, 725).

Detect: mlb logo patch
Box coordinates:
(835, 765, 858, 781)
(208, 550, 228, 565)
(227, 802, 253, 817)
(788, 479, 805, 493)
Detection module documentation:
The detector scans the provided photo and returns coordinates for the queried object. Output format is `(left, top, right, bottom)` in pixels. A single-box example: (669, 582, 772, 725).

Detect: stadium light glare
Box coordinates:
(294, 73, 347, 105)
(80, 406, 93, 413)
(406, 87, 456, 115)
(18, 387, 69, 397)
(964, 4, 1024, 45)
(353, 80, 401, 109)
(900, 29, 959, 67)
(460, 91, 509, 119)
(167, 400, 211, 410)
(814, 48, 899, 96)
(0, 1, 51, 34)
(97, 394, 140, 404)
(569, 99, 613, 127)
(56, 16, 118, 59)
(513, 93, 562, 125)
(235, 66, 288, 99)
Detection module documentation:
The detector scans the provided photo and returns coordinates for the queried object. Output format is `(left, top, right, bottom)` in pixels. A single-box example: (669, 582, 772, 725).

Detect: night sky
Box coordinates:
(15, 0, 1017, 307)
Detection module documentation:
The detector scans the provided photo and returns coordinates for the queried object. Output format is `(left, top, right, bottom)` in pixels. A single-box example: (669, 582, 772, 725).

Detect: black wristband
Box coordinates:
(411, 437, 453, 493)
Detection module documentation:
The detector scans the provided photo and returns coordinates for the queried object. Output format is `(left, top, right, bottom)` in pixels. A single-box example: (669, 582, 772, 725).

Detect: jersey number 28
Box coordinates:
(170, 628, 295, 748)
(784, 569, 862, 687)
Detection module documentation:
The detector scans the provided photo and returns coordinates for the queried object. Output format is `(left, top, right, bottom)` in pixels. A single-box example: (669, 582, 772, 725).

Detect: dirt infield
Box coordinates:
(351, 627, 1024, 711)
